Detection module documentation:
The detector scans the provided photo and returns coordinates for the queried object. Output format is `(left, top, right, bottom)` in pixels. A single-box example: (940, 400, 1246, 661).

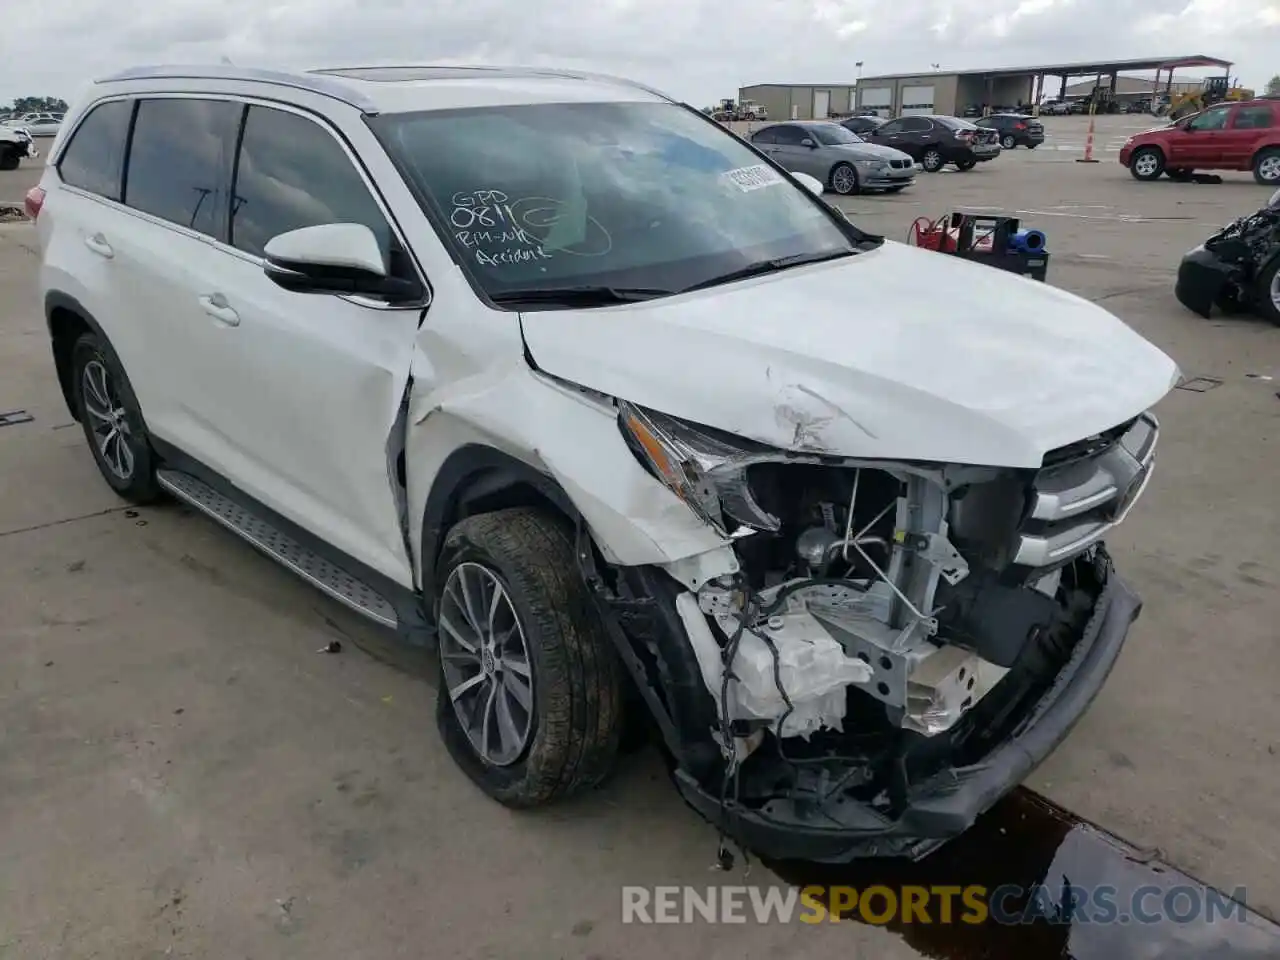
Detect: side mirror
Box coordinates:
(792, 172, 825, 197)
(800, 137, 817, 148)
(263, 223, 418, 300)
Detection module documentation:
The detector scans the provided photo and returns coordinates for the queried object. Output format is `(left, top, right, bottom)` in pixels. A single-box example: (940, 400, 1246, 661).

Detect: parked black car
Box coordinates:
(976, 113, 1045, 149)
(861, 115, 1001, 172)
(839, 115, 887, 136)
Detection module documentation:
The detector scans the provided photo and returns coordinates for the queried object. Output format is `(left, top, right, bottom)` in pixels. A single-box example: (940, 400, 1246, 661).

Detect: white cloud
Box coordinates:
(1, 0, 1276, 107)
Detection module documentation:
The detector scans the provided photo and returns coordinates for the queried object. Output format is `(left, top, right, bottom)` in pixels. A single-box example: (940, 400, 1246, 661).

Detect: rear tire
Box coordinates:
(829, 162, 859, 196)
(434, 508, 623, 808)
(955, 159, 976, 171)
(70, 332, 161, 503)
(1129, 147, 1165, 181)
(1253, 148, 1280, 186)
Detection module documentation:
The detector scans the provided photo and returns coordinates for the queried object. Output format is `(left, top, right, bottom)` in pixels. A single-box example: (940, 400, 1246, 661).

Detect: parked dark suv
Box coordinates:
(862, 115, 1001, 172)
(976, 113, 1045, 149)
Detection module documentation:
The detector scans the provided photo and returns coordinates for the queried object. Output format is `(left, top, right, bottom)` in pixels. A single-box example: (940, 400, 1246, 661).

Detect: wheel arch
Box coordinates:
(420, 444, 580, 596)
(1250, 143, 1280, 168)
(45, 291, 106, 422)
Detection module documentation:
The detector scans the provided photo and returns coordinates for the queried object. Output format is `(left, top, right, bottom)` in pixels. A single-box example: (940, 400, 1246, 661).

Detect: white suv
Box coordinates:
(30, 64, 1179, 862)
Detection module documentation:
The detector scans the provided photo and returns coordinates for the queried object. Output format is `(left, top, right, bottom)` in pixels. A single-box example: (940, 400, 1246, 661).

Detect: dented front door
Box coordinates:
(177, 102, 421, 588)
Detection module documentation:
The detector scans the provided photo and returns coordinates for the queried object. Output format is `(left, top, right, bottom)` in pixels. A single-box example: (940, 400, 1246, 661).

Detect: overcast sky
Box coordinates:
(2, 0, 1277, 108)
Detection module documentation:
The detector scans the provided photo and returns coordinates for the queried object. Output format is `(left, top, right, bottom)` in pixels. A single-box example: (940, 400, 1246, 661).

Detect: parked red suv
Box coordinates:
(1119, 98, 1280, 185)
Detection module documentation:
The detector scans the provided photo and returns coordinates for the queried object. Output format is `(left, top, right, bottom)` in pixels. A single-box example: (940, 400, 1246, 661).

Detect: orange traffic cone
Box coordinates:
(1076, 104, 1100, 163)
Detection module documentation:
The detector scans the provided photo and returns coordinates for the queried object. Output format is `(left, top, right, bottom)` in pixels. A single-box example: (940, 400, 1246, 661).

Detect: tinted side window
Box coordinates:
(751, 127, 777, 144)
(900, 118, 931, 133)
(877, 119, 904, 135)
(58, 100, 133, 200)
(1234, 106, 1274, 130)
(231, 106, 392, 262)
(772, 125, 807, 145)
(976, 118, 994, 128)
(124, 98, 240, 238)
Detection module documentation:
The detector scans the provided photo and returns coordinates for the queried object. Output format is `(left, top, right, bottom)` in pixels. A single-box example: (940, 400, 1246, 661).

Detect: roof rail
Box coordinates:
(94, 64, 380, 112)
(309, 64, 677, 104)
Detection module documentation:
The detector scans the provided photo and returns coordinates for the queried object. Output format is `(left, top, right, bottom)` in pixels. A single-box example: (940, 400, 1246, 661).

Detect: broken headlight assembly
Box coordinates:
(616, 400, 782, 538)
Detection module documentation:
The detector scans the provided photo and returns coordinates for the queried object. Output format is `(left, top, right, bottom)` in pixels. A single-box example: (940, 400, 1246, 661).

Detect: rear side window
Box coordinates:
(124, 98, 241, 239)
(58, 99, 133, 200)
(1234, 106, 1275, 130)
(900, 117, 931, 132)
(230, 105, 392, 262)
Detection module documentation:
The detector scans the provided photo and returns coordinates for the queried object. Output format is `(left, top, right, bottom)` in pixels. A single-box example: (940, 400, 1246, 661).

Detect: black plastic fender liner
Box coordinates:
(672, 560, 1143, 863)
(44, 291, 116, 422)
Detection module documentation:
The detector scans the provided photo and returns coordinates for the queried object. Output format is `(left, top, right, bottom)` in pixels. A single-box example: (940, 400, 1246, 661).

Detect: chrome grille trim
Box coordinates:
(1013, 413, 1159, 568)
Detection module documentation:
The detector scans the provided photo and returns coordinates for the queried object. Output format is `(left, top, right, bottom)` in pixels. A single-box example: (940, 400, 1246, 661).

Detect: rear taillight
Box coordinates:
(1015, 121, 1027, 130)
(957, 129, 974, 140)
(24, 186, 45, 220)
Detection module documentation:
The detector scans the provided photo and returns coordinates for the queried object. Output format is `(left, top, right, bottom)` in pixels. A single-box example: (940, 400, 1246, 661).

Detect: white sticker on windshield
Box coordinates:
(723, 164, 784, 192)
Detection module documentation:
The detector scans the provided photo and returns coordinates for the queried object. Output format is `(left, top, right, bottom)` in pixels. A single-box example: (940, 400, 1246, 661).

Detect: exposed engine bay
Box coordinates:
(590, 401, 1157, 859)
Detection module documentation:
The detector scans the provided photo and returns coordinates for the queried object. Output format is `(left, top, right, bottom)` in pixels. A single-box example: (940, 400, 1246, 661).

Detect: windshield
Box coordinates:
(813, 124, 862, 145)
(368, 101, 859, 304)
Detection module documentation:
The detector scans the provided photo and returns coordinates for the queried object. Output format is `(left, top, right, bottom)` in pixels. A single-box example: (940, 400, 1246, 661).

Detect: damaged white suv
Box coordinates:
(32, 64, 1179, 862)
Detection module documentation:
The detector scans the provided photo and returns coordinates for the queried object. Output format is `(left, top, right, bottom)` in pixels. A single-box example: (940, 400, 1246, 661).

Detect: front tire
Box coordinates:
(829, 162, 859, 195)
(434, 508, 623, 808)
(922, 148, 945, 173)
(1129, 147, 1165, 181)
(0, 148, 19, 171)
(70, 332, 160, 503)
(1000, 134, 1016, 150)
(1253, 148, 1280, 186)
(1254, 255, 1280, 326)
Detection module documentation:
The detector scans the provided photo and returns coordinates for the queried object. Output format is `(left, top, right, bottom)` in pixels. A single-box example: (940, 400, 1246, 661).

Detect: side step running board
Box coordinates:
(156, 469, 399, 628)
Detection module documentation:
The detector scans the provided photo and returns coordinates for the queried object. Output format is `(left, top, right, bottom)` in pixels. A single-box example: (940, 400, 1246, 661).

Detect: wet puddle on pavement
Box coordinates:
(769, 788, 1280, 958)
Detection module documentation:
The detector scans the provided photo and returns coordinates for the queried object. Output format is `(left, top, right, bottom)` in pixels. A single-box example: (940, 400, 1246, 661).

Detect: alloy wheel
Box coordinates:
(438, 561, 535, 767)
(1134, 153, 1160, 178)
(81, 359, 134, 480)
(1271, 268, 1280, 312)
(832, 165, 857, 195)
(1259, 155, 1280, 183)
(923, 150, 943, 171)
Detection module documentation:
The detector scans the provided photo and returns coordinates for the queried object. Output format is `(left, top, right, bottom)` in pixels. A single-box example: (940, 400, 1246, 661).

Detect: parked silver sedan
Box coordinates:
(749, 121, 917, 195)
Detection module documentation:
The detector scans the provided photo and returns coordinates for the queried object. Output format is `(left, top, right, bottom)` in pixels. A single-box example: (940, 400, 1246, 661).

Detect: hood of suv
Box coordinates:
(519, 240, 1179, 469)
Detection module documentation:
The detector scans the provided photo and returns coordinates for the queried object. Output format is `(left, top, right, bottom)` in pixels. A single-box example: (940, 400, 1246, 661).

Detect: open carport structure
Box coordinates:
(855, 55, 1234, 117)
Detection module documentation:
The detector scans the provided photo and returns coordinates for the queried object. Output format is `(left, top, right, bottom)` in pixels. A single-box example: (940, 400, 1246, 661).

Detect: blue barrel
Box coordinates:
(1009, 228, 1047, 253)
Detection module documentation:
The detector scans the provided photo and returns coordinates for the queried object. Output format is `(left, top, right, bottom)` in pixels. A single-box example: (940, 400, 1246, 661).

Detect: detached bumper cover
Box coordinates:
(1175, 244, 1236, 318)
(674, 568, 1142, 863)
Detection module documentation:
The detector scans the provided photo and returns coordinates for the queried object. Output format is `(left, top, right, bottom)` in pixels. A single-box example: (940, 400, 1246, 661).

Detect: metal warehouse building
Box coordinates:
(737, 83, 857, 121)
(854, 55, 1232, 117)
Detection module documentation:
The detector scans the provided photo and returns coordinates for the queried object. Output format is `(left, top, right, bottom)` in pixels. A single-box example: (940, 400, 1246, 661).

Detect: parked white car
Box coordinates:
(28, 64, 1179, 862)
(3, 111, 62, 136)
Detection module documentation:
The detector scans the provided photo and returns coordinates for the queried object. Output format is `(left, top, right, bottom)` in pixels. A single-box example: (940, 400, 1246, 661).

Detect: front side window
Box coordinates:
(900, 118, 932, 133)
(369, 101, 858, 300)
(750, 127, 778, 144)
(58, 99, 133, 200)
(1188, 107, 1230, 131)
(231, 106, 393, 262)
(124, 98, 240, 238)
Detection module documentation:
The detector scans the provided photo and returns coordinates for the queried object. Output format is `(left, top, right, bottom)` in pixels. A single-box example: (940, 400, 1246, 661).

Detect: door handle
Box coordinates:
(84, 233, 113, 258)
(198, 293, 240, 327)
